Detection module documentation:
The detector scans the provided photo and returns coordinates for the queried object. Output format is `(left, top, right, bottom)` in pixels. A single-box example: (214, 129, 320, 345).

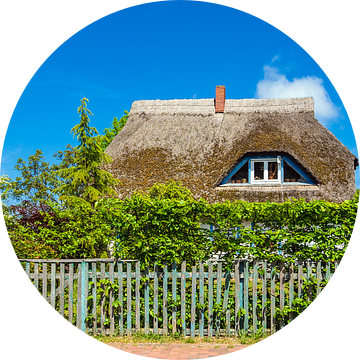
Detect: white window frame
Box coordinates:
(250, 156, 281, 184)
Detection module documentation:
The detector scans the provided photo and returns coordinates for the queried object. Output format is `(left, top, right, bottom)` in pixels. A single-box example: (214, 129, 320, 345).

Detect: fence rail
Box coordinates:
(20, 259, 338, 337)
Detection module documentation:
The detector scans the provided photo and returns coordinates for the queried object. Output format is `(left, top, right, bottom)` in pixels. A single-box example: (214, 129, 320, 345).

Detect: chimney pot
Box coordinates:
(215, 85, 225, 113)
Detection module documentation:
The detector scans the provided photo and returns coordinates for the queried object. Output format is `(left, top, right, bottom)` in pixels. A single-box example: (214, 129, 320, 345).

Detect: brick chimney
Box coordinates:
(215, 85, 225, 113)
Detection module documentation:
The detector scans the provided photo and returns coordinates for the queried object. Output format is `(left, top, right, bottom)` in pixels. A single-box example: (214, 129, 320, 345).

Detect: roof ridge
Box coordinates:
(130, 97, 314, 115)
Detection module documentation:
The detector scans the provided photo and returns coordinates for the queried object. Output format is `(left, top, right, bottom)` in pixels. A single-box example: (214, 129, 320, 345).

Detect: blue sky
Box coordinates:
(1, 1, 358, 185)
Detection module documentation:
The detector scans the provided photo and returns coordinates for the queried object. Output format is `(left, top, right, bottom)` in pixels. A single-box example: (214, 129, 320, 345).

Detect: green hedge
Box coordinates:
(5, 181, 358, 263)
(97, 181, 359, 267)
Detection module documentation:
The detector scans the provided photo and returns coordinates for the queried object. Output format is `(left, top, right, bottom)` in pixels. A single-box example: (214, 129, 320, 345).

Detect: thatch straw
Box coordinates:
(105, 97, 357, 203)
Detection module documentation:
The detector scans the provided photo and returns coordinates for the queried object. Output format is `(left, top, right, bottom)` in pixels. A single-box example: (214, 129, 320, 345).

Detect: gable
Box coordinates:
(219, 153, 317, 186)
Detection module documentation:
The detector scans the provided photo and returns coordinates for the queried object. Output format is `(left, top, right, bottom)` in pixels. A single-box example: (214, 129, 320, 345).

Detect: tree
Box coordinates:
(6, 201, 112, 259)
(0, 175, 12, 204)
(1, 150, 60, 206)
(100, 110, 128, 151)
(56, 98, 120, 206)
(0, 144, 77, 208)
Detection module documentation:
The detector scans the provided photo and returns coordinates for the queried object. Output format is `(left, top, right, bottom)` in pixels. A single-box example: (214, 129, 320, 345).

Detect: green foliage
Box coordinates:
(1, 98, 130, 259)
(147, 180, 194, 200)
(97, 181, 211, 267)
(95, 182, 358, 267)
(0, 149, 74, 206)
(0, 175, 12, 204)
(273, 275, 327, 324)
(84, 261, 325, 337)
(6, 202, 113, 259)
(100, 110, 128, 151)
(56, 98, 120, 207)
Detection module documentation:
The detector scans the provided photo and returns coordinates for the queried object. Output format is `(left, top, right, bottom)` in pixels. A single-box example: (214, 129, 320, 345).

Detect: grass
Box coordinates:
(92, 330, 270, 346)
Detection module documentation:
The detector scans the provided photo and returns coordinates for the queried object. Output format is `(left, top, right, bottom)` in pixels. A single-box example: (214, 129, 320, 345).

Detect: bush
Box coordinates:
(5, 201, 114, 259)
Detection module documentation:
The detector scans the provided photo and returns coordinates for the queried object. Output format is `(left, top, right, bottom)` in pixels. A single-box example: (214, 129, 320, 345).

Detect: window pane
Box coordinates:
(268, 162, 278, 180)
(284, 161, 306, 183)
(254, 162, 264, 180)
(230, 161, 249, 183)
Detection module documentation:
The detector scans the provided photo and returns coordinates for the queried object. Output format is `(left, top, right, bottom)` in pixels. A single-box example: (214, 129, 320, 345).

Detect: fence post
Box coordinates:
(145, 266, 150, 334)
(252, 261, 258, 333)
(244, 260, 249, 333)
(234, 260, 240, 334)
(80, 261, 88, 333)
(181, 262, 186, 335)
(279, 261, 285, 329)
(135, 261, 140, 333)
(208, 261, 213, 338)
(154, 264, 159, 334)
(191, 265, 196, 338)
(261, 261, 267, 333)
(172, 262, 177, 335)
(199, 262, 204, 337)
(270, 262, 276, 333)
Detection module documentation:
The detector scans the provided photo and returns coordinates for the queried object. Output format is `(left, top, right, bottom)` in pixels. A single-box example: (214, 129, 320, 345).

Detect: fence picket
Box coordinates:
(135, 261, 140, 333)
(51, 263, 56, 309)
(80, 261, 88, 333)
(216, 262, 222, 335)
(239, 261, 244, 332)
(298, 262, 304, 298)
(68, 263, 74, 324)
(42, 263, 47, 299)
(20, 258, 337, 338)
(224, 269, 231, 336)
(262, 261, 267, 333)
(279, 261, 285, 329)
(270, 262, 276, 333)
(307, 262, 312, 302)
(109, 262, 115, 335)
(91, 262, 97, 334)
(172, 262, 177, 335)
(289, 263, 294, 322)
(76, 263, 81, 329)
(143, 267, 150, 334)
(34, 263, 39, 291)
(316, 261, 322, 296)
(60, 263, 65, 317)
(118, 262, 123, 336)
(244, 261, 249, 332)
(181, 262, 186, 335)
(208, 261, 213, 338)
(127, 262, 132, 336)
(199, 262, 204, 337)
(234, 261, 240, 334)
(163, 263, 168, 335)
(154, 264, 159, 334)
(191, 265, 196, 338)
(252, 261, 258, 333)
(100, 262, 106, 336)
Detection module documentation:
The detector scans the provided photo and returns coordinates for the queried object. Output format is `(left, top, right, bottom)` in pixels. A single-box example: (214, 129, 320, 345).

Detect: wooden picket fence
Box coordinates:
(20, 259, 338, 337)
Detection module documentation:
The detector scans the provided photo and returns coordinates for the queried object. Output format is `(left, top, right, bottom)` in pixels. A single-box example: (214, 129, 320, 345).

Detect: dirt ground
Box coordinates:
(107, 342, 248, 359)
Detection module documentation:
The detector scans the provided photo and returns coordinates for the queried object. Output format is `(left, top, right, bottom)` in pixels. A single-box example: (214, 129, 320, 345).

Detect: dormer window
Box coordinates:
(251, 157, 281, 184)
(220, 154, 315, 186)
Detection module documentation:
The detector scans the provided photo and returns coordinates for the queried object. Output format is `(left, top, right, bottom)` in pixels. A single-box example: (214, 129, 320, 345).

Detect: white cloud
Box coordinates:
(271, 55, 279, 63)
(255, 65, 339, 126)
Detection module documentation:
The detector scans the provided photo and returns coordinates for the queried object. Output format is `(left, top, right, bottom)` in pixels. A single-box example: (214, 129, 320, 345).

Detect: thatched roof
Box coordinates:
(105, 96, 357, 203)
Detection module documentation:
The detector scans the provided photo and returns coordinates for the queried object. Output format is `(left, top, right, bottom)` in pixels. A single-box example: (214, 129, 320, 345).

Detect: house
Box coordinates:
(105, 86, 358, 203)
